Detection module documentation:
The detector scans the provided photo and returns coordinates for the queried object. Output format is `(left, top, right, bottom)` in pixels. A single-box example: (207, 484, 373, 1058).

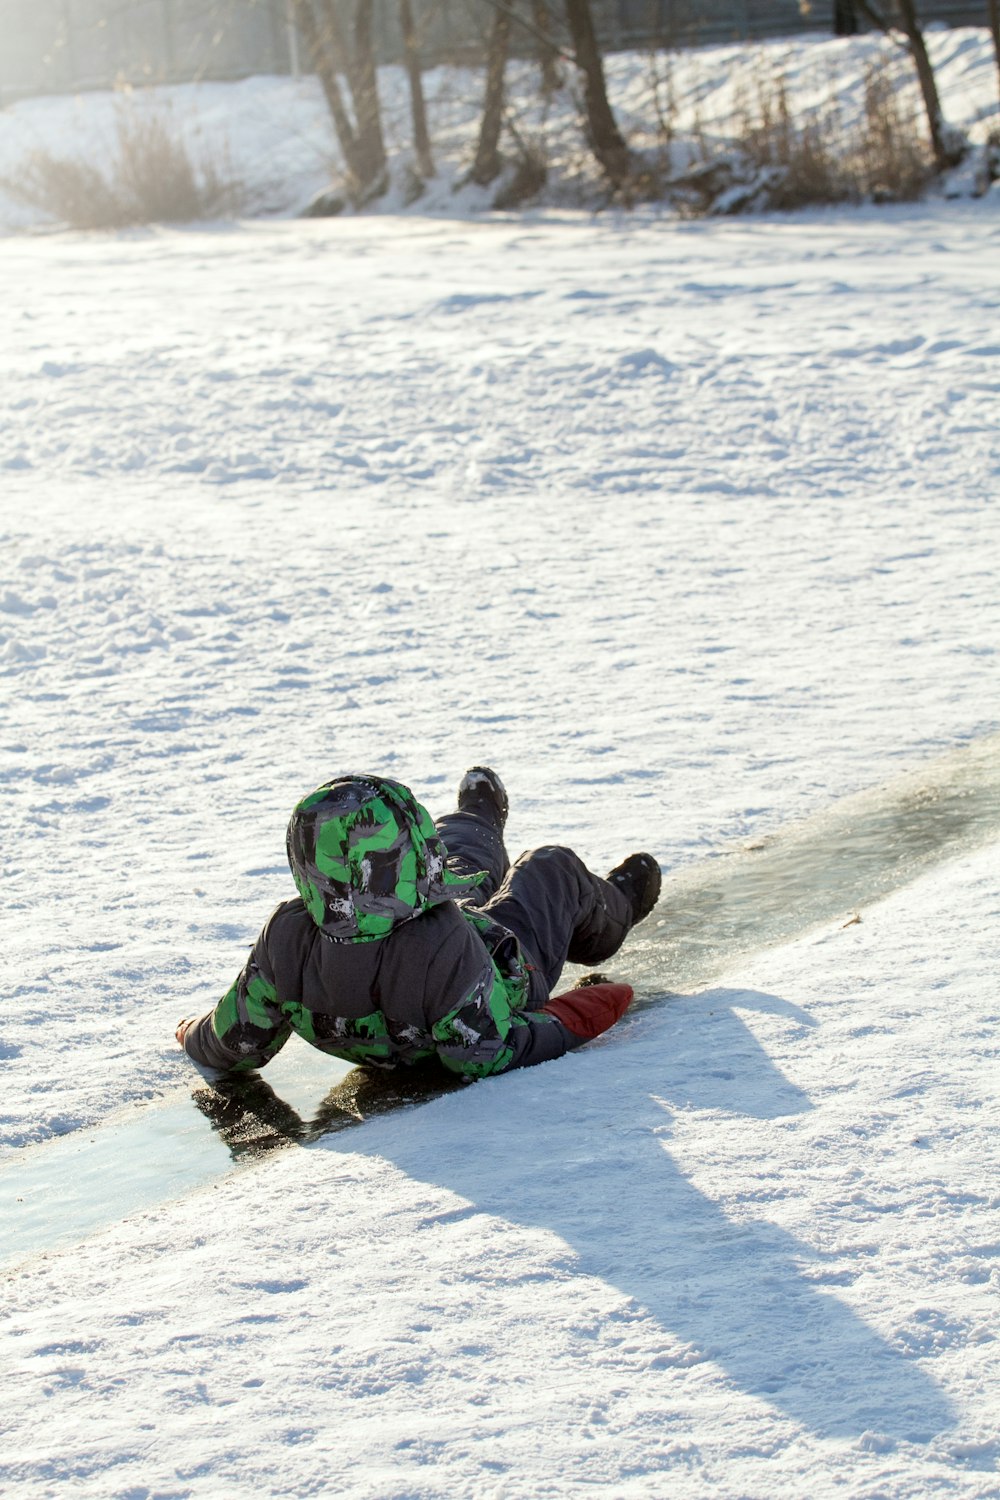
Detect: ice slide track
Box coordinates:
(3, 732, 1000, 1271)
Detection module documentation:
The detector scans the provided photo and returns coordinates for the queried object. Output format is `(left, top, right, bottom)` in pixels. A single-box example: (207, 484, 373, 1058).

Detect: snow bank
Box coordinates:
(0, 28, 998, 227)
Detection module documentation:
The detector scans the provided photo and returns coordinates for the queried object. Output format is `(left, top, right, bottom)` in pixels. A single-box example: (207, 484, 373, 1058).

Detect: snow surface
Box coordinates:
(1, 62, 1000, 1496)
(2, 846, 998, 1497)
(3, 204, 999, 1146)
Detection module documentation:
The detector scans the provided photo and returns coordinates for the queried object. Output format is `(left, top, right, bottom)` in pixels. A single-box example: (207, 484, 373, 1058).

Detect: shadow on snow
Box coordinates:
(197, 985, 955, 1445)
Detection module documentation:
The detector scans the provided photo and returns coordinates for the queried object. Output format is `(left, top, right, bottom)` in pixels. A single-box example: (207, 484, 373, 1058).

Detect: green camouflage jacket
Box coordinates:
(181, 776, 569, 1079)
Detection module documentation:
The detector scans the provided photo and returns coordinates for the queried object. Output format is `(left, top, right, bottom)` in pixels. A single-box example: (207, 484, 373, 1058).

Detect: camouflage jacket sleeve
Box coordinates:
(430, 910, 573, 1078)
(182, 932, 291, 1073)
(431, 989, 576, 1077)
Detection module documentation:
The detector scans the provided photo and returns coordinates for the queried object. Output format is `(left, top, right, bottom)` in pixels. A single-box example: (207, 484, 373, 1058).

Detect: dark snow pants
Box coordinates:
(435, 808, 634, 1004)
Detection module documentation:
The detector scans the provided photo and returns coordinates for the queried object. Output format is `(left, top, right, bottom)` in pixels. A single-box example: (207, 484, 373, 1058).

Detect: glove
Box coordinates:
(542, 981, 633, 1041)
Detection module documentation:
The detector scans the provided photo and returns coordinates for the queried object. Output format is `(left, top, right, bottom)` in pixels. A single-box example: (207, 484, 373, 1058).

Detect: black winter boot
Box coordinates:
(457, 766, 509, 831)
(606, 852, 661, 926)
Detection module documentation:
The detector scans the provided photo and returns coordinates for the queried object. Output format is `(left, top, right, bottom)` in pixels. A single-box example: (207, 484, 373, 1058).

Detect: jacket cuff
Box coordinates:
(182, 1012, 245, 1071)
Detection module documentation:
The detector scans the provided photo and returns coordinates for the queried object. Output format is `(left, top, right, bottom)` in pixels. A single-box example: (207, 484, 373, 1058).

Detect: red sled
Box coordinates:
(543, 980, 634, 1041)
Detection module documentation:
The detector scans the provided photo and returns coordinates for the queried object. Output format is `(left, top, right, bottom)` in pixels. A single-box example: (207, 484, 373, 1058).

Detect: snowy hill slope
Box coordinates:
(2, 208, 998, 1149)
(2, 841, 998, 1497)
(0, 146, 998, 1496)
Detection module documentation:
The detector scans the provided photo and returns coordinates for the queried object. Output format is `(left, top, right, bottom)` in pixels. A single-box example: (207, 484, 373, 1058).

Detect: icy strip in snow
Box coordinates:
(627, 729, 1000, 997)
(2, 731, 999, 1270)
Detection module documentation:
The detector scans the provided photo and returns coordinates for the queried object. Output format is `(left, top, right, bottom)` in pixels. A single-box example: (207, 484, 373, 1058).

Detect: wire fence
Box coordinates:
(1, 0, 988, 105)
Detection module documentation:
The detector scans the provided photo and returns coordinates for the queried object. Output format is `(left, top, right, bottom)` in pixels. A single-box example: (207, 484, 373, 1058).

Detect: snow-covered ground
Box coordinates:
(3, 842, 999, 1497)
(1, 73, 999, 1499)
(3, 205, 998, 1147)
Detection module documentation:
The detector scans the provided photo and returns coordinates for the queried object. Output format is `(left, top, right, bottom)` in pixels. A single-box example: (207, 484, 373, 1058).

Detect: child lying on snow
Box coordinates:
(176, 769, 661, 1080)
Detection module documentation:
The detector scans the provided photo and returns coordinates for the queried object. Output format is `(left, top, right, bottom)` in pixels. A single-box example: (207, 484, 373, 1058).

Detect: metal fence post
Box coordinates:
(62, 0, 80, 91)
(286, 0, 301, 75)
(161, 0, 176, 82)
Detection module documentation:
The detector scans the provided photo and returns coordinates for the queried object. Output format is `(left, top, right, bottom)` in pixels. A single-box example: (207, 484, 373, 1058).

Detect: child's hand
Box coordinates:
(175, 1018, 192, 1047)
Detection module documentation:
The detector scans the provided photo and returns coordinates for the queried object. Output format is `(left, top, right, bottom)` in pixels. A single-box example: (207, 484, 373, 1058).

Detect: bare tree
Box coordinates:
(533, 0, 563, 96)
(350, 0, 388, 188)
(834, 0, 859, 35)
(470, 2, 511, 185)
(292, 0, 387, 202)
(562, 0, 630, 186)
(854, 0, 963, 172)
(987, 0, 1000, 103)
(399, 0, 435, 178)
(293, 0, 364, 188)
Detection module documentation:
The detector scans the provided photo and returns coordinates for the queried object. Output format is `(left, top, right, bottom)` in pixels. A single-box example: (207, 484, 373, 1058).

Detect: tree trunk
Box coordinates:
(471, 4, 511, 186)
(833, 0, 859, 34)
(293, 0, 387, 201)
(350, 0, 387, 192)
(562, 0, 629, 186)
(399, 0, 434, 178)
(892, 0, 958, 171)
(987, 0, 1000, 105)
(533, 0, 563, 95)
(293, 0, 364, 189)
(855, 0, 961, 173)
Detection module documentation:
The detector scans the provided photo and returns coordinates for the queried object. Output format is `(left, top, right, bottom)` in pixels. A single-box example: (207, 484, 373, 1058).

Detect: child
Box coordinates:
(176, 768, 660, 1080)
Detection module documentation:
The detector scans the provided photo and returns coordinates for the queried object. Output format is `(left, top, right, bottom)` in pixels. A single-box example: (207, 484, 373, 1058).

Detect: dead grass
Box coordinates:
(492, 140, 548, 208)
(727, 61, 934, 209)
(3, 99, 243, 229)
(732, 73, 851, 209)
(662, 56, 936, 214)
(852, 64, 933, 202)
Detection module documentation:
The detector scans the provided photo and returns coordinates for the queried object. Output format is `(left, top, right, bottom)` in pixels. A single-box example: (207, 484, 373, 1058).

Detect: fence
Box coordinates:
(0, 0, 988, 104)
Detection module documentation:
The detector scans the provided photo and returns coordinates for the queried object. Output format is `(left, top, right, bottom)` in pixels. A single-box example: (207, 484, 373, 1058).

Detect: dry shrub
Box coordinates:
(702, 59, 934, 212)
(3, 100, 243, 229)
(734, 72, 849, 208)
(645, 48, 678, 148)
(852, 64, 933, 202)
(11, 155, 126, 231)
(492, 141, 548, 208)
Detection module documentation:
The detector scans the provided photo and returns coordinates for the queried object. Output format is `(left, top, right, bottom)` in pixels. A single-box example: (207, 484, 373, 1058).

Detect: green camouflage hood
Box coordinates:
(286, 775, 482, 942)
